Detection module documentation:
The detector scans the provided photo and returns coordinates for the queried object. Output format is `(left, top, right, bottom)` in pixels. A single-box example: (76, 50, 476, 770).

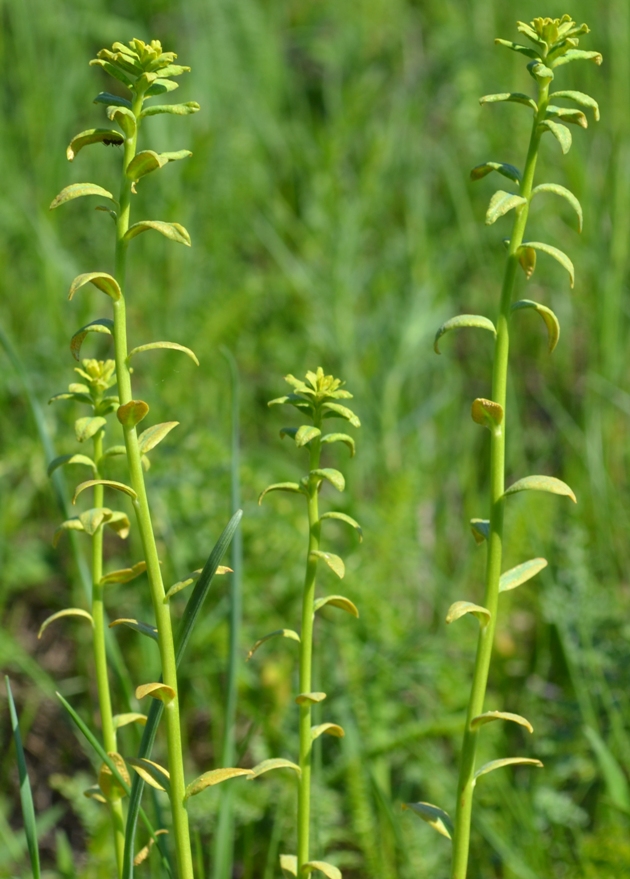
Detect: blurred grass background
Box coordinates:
(1, 0, 630, 876)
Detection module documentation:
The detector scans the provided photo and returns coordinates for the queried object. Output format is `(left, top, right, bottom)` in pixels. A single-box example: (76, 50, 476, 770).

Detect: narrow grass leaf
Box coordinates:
(479, 92, 537, 111)
(446, 601, 491, 626)
(38, 608, 93, 639)
(123, 220, 191, 246)
(50, 183, 115, 209)
(539, 119, 572, 154)
(137, 422, 179, 454)
(310, 550, 345, 579)
(135, 683, 175, 703)
(550, 89, 599, 120)
(531, 183, 583, 231)
(311, 468, 345, 491)
(127, 341, 199, 365)
(320, 433, 355, 456)
(47, 454, 97, 477)
(246, 629, 300, 661)
(470, 162, 522, 185)
(311, 723, 345, 740)
(66, 128, 124, 160)
(313, 595, 359, 618)
(471, 711, 534, 734)
(100, 561, 147, 586)
(117, 400, 149, 428)
(499, 558, 548, 593)
(434, 315, 496, 353)
(113, 713, 147, 730)
(185, 768, 253, 799)
(295, 692, 327, 705)
(249, 758, 301, 779)
(69, 272, 121, 302)
(485, 190, 527, 225)
(70, 319, 113, 361)
(6, 677, 41, 879)
(319, 511, 362, 540)
(73, 479, 136, 503)
(474, 757, 543, 783)
(511, 299, 560, 352)
(280, 855, 298, 876)
(402, 801, 454, 840)
(470, 519, 490, 544)
(302, 860, 342, 879)
(259, 482, 304, 504)
(504, 474, 576, 503)
(127, 758, 171, 795)
(583, 726, 630, 811)
(110, 619, 158, 641)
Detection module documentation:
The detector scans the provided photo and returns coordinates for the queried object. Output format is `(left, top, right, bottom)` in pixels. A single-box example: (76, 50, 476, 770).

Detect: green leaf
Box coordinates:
(127, 341, 199, 366)
(185, 768, 253, 800)
(100, 561, 147, 586)
(280, 855, 298, 876)
(485, 190, 527, 225)
(546, 105, 588, 129)
(504, 474, 577, 503)
(75, 416, 107, 443)
(499, 558, 548, 593)
(295, 692, 327, 705)
(402, 801, 453, 840)
(445, 601, 491, 626)
(517, 245, 537, 280)
(531, 184, 583, 232)
(50, 183, 115, 210)
(249, 758, 301, 779)
(523, 241, 574, 288)
(246, 628, 301, 661)
(470, 518, 490, 544)
(159, 149, 193, 163)
(320, 433, 356, 456)
(116, 400, 149, 430)
(6, 678, 42, 879)
(123, 220, 191, 246)
(79, 507, 112, 536)
(471, 711, 534, 734)
(295, 425, 321, 447)
(313, 594, 359, 618)
(94, 91, 132, 109)
(103, 445, 126, 458)
(137, 422, 179, 454)
(319, 511, 362, 540)
(258, 482, 305, 504)
(474, 757, 543, 783)
(479, 92, 537, 111)
(47, 454, 97, 477)
(471, 398, 503, 430)
(113, 713, 147, 730)
(66, 128, 124, 160)
(49, 391, 92, 405)
(136, 682, 176, 703)
(97, 751, 130, 803)
(38, 608, 93, 639)
(302, 861, 342, 879)
(470, 162, 522, 185)
(145, 78, 180, 96)
(511, 299, 561, 353)
(126, 150, 168, 181)
(106, 511, 131, 540)
(539, 119, 572, 155)
(312, 723, 345, 740)
(70, 319, 114, 361)
(127, 758, 170, 795)
(551, 49, 603, 69)
(494, 39, 540, 59)
(310, 550, 345, 579)
(311, 468, 345, 492)
(434, 314, 496, 354)
(140, 101, 200, 117)
(527, 60, 554, 83)
(69, 272, 121, 302)
(52, 517, 85, 547)
(110, 618, 158, 641)
(550, 90, 600, 121)
(73, 479, 137, 504)
(103, 104, 135, 138)
(268, 393, 313, 412)
(89, 59, 134, 88)
(321, 402, 360, 427)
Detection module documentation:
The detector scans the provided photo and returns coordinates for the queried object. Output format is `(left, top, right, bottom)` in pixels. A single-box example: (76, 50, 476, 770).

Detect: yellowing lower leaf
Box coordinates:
(112, 713, 147, 730)
(127, 758, 171, 794)
(311, 723, 345, 740)
(133, 829, 168, 867)
(280, 855, 297, 876)
(38, 608, 93, 639)
(302, 860, 342, 879)
(445, 601, 491, 626)
(295, 692, 327, 705)
(100, 561, 147, 586)
(185, 767, 253, 799)
(471, 398, 503, 430)
(135, 682, 176, 703)
(471, 711, 533, 734)
(402, 801, 454, 840)
(98, 752, 130, 802)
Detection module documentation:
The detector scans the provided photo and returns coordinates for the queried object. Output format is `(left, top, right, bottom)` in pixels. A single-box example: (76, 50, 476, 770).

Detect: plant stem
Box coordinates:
(297, 419, 322, 870)
(450, 79, 549, 879)
(112, 91, 194, 879)
(91, 428, 125, 877)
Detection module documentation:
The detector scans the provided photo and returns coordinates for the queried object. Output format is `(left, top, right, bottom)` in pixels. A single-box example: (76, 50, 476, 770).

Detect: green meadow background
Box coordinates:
(1, 0, 629, 876)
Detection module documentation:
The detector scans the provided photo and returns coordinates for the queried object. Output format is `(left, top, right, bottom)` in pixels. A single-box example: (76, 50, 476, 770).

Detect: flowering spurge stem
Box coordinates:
(50, 39, 201, 879)
(409, 17, 601, 877)
(257, 369, 362, 878)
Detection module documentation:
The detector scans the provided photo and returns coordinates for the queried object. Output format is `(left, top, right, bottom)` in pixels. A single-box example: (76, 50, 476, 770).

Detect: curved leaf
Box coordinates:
(70, 318, 114, 361)
(258, 482, 305, 504)
(98, 751, 130, 802)
(100, 561, 147, 586)
(311, 723, 345, 740)
(527, 60, 554, 84)
(313, 594, 359, 618)
(105, 511, 131, 540)
(319, 511, 362, 540)
(73, 479, 137, 504)
(137, 422, 179, 454)
(551, 49, 603, 69)
(470, 162, 522, 185)
(106, 105, 136, 138)
(479, 92, 537, 111)
(474, 757, 543, 783)
(52, 517, 85, 547)
(310, 550, 345, 579)
(511, 299, 560, 353)
(445, 601, 491, 626)
(110, 618, 158, 641)
(126, 150, 168, 181)
(47, 453, 97, 477)
(145, 78, 180, 97)
(280, 855, 298, 876)
(135, 683, 176, 704)
(311, 468, 345, 492)
(401, 801, 454, 840)
(127, 758, 170, 794)
(471, 398, 503, 430)
(67, 128, 124, 160)
(546, 106, 588, 129)
(434, 315, 496, 354)
(485, 190, 527, 225)
(494, 39, 541, 60)
(79, 507, 113, 535)
(74, 417, 106, 443)
(471, 711, 534, 734)
(69, 272, 121, 302)
(321, 402, 360, 427)
(185, 768, 253, 799)
(550, 89, 600, 121)
(302, 862, 342, 879)
(94, 91, 132, 110)
(246, 628, 301, 662)
(531, 183, 583, 232)
(504, 474, 576, 503)
(123, 220, 191, 246)
(295, 425, 321, 447)
(539, 119, 572, 154)
(320, 433, 356, 456)
(38, 608, 93, 639)
(499, 558, 548, 593)
(113, 713, 147, 730)
(295, 692, 327, 705)
(127, 341, 199, 366)
(523, 241, 574, 288)
(249, 758, 301, 779)
(133, 829, 169, 867)
(117, 399, 150, 429)
(140, 101, 200, 117)
(50, 183, 115, 210)
(470, 518, 490, 544)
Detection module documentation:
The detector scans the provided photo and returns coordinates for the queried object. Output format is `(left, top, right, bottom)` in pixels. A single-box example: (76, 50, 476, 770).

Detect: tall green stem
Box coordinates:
(297, 419, 322, 870)
(91, 427, 125, 877)
(450, 80, 549, 879)
(112, 90, 194, 879)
